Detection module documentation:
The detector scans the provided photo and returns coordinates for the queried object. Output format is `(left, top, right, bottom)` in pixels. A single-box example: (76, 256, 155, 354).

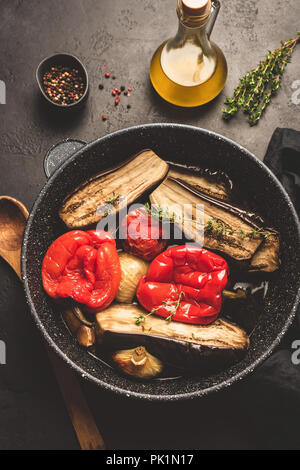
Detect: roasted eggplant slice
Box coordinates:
(96, 305, 250, 374)
(59, 149, 169, 229)
(150, 176, 280, 270)
(168, 168, 231, 201)
(249, 233, 280, 273)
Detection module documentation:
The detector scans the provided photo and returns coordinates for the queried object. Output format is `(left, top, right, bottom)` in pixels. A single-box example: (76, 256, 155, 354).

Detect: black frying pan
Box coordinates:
(22, 124, 300, 401)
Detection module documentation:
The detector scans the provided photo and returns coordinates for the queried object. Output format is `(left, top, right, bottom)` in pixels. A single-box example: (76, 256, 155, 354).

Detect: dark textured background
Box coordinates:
(0, 0, 300, 450)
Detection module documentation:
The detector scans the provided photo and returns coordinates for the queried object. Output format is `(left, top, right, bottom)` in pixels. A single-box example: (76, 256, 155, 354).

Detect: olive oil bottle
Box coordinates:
(150, 0, 227, 107)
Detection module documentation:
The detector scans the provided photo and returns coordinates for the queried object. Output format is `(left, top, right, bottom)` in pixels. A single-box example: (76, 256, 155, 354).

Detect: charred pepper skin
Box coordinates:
(121, 206, 167, 261)
(137, 245, 229, 325)
(42, 230, 121, 313)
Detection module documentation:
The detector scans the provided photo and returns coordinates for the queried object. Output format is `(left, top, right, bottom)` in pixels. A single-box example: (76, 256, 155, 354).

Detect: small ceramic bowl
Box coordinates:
(36, 53, 89, 110)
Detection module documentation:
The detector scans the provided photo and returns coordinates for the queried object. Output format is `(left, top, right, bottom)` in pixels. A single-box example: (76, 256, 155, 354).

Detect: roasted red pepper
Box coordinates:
(136, 245, 229, 325)
(121, 206, 167, 261)
(42, 230, 121, 313)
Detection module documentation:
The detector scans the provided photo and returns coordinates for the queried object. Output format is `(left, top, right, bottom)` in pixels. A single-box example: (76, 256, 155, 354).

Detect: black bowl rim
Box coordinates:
(21, 123, 300, 401)
(36, 52, 89, 109)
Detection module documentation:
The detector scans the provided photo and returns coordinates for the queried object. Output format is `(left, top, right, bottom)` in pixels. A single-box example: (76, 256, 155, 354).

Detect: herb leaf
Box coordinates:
(223, 33, 300, 126)
(204, 218, 272, 240)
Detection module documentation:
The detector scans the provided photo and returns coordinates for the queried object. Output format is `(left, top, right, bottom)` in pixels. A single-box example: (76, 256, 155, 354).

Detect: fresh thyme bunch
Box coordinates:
(223, 33, 300, 126)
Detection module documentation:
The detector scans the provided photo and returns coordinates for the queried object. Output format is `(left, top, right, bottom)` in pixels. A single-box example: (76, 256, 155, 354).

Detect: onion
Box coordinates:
(116, 252, 149, 304)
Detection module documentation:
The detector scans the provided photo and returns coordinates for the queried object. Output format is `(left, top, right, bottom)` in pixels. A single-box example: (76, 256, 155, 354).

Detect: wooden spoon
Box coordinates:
(0, 196, 105, 451)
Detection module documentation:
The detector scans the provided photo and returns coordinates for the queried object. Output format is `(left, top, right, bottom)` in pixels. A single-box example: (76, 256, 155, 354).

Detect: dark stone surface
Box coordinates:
(0, 0, 300, 450)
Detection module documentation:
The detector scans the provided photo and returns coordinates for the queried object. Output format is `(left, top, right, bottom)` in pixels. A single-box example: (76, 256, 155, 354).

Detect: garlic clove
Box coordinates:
(63, 309, 82, 334)
(76, 325, 96, 348)
(112, 346, 163, 379)
(116, 253, 149, 304)
(72, 305, 95, 327)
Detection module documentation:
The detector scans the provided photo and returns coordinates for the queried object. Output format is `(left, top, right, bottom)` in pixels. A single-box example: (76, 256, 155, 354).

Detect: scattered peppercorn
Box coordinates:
(99, 69, 134, 121)
(42, 65, 85, 105)
(99, 84, 104, 90)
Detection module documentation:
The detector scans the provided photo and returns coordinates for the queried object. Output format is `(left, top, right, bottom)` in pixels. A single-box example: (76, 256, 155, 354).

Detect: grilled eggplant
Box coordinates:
(150, 175, 280, 270)
(59, 149, 169, 229)
(168, 168, 231, 201)
(249, 233, 280, 273)
(96, 305, 250, 374)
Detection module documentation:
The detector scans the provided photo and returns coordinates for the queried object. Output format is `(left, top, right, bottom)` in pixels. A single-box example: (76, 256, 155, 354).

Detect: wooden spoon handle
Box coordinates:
(5, 200, 105, 450)
(47, 350, 105, 450)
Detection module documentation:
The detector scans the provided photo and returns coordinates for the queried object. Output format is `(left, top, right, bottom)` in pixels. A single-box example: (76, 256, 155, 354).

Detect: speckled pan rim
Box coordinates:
(22, 123, 300, 402)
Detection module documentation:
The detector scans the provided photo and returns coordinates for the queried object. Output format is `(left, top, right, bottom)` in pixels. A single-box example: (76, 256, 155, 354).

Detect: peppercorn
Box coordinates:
(99, 84, 104, 90)
(105, 72, 111, 78)
(42, 66, 85, 105)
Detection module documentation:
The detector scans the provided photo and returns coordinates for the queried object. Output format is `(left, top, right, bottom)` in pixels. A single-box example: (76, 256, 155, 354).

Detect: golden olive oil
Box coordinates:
(150, 41, 227, 107)
(150, 0, 227, 107)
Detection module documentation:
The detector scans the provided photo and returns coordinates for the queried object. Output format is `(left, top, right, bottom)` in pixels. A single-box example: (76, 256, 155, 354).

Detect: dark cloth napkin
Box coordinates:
(243, 128, 300, 449)
(264, 127, 300, 329)
(264, 128, 300, 221)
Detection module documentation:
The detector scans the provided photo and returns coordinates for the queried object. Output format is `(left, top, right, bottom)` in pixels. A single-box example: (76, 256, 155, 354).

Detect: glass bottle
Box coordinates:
(150, 0, 227, 107)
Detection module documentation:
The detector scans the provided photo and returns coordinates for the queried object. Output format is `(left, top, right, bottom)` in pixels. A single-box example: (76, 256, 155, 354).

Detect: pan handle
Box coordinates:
(44, 138, 87, 178)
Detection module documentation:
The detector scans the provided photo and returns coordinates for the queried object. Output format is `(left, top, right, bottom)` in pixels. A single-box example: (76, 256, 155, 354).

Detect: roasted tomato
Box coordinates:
(121, 206, 167, 261)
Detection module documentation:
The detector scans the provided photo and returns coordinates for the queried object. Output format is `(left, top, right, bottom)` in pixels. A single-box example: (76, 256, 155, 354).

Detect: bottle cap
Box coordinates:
(181, 0, 211, 18)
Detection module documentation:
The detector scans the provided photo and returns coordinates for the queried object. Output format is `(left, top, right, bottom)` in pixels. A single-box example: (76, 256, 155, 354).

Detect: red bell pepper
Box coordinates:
(42, 230, 121, 313)
(121, 206, 167, 261)
(136, 245, 229, 325)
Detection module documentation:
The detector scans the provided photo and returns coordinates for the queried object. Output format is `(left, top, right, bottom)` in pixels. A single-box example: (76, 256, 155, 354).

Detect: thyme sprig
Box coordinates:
(99, 192, 122, 217)
(144, 203, 180, 224)
(135, 309, 157, 326)
(104, 192, 121, 206)
(205, 218, 271, 240)
(223, 33, 300, 126)
(164, 291, 185, 323)
(135, 291, 185, 326)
